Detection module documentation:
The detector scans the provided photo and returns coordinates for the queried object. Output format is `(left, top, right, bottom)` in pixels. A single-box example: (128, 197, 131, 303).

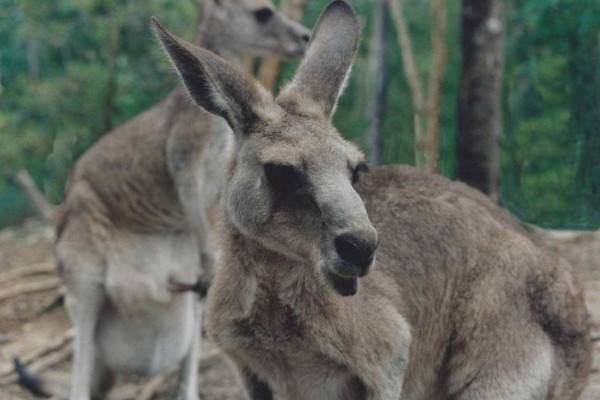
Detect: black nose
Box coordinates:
(301, 33, 310, 43)
(334, 234, 377, 275)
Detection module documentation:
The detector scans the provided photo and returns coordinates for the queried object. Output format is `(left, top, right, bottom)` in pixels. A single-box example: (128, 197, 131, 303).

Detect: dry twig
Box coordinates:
(0, 262, 55, 285)
(13, 170, 57, 221)
(0, 277, 61, 303)
(138, 375, 167, 400)
(35, 287, 66, 316)
(198, 348, 224, 370)
(0, 330, 73, 382)
(21, 345, 72, 379)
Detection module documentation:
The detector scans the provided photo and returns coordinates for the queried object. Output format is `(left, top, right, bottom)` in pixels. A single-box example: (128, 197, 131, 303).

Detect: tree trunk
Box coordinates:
(388, 0, 447, 173)
(456, 0, 505, 201)
(367, 0, 389, 165)
(572, 18, 600, 217)
(257, 0, 307, 90)
(424, 0, 447, 172)
(387, 0, 426, 168)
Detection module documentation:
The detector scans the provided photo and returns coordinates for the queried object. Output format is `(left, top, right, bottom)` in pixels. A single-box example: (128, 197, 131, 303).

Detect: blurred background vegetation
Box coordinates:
(0, 0, 599, 228)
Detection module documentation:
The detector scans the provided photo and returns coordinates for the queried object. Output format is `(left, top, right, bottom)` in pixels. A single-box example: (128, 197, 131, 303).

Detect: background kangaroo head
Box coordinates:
(201, 0, 310, 59)
(155, 0, 377, 296)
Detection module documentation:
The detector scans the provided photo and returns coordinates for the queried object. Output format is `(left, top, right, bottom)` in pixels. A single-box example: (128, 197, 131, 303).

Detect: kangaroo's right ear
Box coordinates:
(152, 17, 274, 135)
(278, 1, 360, 119)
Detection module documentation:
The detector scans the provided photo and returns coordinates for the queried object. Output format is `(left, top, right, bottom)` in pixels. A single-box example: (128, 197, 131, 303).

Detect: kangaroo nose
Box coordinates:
(334, 233, 377, 276)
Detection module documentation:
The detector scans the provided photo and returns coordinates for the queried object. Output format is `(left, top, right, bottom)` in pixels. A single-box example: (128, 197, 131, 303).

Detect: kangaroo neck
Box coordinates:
(195, 10, 245, 66)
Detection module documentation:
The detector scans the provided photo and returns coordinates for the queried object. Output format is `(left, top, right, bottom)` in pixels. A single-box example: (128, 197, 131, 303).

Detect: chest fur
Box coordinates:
(104, 231, 199, 315)
(220, 281, 309, 352)
(207, 259, 414, 399)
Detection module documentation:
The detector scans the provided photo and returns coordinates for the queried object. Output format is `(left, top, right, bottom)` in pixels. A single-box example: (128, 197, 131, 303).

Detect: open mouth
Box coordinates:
(324, 268, 358, 296)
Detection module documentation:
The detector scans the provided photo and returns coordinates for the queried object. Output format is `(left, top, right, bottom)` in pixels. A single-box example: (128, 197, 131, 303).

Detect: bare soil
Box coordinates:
(0, 219, 598, 399)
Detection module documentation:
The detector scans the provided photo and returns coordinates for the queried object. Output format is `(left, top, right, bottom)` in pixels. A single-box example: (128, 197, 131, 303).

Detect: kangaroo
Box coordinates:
(154, 1, 592, 399)
(45, 1, 310, 400)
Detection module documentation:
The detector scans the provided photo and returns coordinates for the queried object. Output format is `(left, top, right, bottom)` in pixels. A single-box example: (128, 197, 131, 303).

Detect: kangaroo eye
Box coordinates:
(264, 163, 306, 193)
(254, 7, 274, 24)
(352, 163, 369, 185)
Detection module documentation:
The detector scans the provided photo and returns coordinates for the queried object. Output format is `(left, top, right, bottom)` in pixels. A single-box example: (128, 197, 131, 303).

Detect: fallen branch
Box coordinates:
(0, 262, 55, 285)
(138, 375, 167, 400)
(15, 345, 72, 385)
(523, 223, 598, 242)
(198, 348, 223, 368)
(35, 288, 66, 316)
(13, 358, 51, 397)
(0, 330, 73, 381)
(110, 384, 142, 400)
(0, 277, 61, 303)
(110, 348, 224, 399)
(13, 170, 57, 222)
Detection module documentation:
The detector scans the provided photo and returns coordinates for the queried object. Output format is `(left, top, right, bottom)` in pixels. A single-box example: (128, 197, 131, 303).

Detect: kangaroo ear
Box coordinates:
(278, 1, 360, 118)
(152, 17, 273, 135)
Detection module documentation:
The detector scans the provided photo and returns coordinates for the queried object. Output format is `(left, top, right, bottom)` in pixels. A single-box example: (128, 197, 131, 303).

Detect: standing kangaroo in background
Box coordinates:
(46, 1, 310, 400)
(154, 1, 592, 399)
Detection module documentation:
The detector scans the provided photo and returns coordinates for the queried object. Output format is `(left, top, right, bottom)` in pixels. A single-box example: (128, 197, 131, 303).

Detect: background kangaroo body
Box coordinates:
(155, 1, 592, 399)
(54, 1, 309, 399)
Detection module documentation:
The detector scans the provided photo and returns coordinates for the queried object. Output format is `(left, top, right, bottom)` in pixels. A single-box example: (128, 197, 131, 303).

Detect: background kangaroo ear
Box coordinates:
(278, 1, 360, 119)
(152, 17, 273, 135)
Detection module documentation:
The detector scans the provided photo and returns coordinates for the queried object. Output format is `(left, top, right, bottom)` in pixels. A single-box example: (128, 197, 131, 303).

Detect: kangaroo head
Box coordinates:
(201, 0, 310, 59)
(155, 0, 376, 296)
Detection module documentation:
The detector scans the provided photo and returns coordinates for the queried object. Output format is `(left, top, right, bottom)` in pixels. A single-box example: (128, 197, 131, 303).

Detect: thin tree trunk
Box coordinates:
(572, 22, 600, 215)
(387, 0, 426, 169)
(424, 0, 447, 172)
(257, 0, 307, 90)
(457, 0, 505, 200)
(388, 0, 447, 172)
(367, 0, 389, 165)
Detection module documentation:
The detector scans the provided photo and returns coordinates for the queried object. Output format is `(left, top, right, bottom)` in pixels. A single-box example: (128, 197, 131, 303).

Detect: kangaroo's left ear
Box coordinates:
(152, 17, 274, 136)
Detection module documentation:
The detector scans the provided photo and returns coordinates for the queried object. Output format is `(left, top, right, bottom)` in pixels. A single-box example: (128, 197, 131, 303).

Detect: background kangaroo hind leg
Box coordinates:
(62, 265, 110, 400)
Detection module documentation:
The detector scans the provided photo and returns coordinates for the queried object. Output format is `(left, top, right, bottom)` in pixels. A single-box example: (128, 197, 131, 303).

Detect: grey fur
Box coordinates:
(54, 2, 309, 399)
(159, 1, 592, 399)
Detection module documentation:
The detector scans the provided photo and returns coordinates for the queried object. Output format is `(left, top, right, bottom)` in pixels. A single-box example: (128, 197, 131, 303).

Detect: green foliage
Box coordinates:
(0, 0, 197, 225)
(503, 0, 600, 227)
(0, 0, 598, 228)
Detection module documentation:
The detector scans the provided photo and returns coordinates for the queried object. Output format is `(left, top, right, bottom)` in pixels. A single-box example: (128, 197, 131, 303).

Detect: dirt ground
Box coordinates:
(0, 219, 599, 399)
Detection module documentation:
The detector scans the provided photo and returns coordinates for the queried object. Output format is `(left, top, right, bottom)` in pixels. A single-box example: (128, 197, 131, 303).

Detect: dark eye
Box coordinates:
(352, 163, 369, 185)
(254, 7, 274, 24)
(264, 163, 306, 193)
